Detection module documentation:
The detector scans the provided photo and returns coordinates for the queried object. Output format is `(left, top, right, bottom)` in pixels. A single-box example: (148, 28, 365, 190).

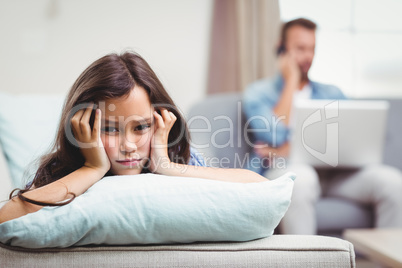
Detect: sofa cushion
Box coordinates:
(0, 172, 295, 248)
(0, 235, 355, 268)
(316, 197, 373, 233)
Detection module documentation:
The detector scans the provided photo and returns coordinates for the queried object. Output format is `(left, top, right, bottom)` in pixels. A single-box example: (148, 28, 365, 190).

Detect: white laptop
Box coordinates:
(288, 99, 389, 168)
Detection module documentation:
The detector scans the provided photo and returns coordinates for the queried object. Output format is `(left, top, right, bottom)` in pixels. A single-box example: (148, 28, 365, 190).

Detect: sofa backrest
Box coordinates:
(187, 93, 252, 168)
(0, 144, 13, 207)
(381, 99, 402, 170)
(186, 93, 251, 168)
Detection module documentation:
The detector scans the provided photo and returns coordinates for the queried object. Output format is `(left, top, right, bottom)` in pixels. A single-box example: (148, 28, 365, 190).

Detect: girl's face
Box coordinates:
(100, 86, 154, 175)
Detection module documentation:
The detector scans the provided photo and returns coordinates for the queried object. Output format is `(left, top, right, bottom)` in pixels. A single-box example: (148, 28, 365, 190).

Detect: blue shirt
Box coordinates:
(243, 75, 346, 147)
(188, 147, 207, 166)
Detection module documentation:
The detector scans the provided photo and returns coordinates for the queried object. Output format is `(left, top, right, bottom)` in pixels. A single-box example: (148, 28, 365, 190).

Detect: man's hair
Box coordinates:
(280, 18, 317, 46)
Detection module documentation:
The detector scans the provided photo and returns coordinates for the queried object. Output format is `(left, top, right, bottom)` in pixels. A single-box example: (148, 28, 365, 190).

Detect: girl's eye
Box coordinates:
(135, 124, 151, 132)
(101, 126, 119, 134)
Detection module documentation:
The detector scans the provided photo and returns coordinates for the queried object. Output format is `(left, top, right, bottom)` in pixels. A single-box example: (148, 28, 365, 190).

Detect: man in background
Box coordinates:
(243, 18, 402, 234)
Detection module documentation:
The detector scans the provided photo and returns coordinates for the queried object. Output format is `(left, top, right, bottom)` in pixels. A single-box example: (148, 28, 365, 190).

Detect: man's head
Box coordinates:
(279, 18, 316, 81)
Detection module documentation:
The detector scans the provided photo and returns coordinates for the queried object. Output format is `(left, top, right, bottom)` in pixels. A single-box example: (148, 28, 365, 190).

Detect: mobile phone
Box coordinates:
(276, 44, 286, 56)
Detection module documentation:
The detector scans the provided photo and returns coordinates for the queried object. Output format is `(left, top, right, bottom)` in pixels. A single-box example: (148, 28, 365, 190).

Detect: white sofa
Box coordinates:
(0, 233, 355, 267)
(0, 92, 355, 267)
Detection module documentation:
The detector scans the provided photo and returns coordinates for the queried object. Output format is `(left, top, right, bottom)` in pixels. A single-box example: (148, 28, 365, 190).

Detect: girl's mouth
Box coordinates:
(116, 159, 142, 166)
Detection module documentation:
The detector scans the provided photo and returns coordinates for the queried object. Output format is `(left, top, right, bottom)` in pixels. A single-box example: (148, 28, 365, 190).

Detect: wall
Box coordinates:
(0, 0, 213, 114)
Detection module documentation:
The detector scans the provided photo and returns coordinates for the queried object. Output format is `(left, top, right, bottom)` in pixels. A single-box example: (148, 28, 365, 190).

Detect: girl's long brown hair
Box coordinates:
(13, 52, 190, 203)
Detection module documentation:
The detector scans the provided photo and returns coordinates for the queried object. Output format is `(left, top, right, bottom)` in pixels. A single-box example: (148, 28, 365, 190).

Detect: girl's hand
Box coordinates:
(71, 104, 111, 175)
(149, 108, 177, 173)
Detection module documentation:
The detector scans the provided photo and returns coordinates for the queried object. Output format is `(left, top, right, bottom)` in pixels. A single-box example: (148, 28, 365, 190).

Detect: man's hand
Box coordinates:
(274, 52, 301, 126)
(279, 52, 300, 87)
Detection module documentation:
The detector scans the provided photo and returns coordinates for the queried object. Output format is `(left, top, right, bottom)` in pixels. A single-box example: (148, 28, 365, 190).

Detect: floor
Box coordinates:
(356, 256, 379, 268)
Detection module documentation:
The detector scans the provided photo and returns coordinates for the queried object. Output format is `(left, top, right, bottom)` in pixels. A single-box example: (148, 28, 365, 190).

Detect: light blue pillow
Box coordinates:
(0, 92, 64, 188)
(0, 173, 295, 248)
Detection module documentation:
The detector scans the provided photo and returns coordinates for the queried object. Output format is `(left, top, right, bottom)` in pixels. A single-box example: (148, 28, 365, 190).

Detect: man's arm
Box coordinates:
(243, 53, 302, 147)
(243, 53, 303, 158)
(273, 52, 301, 126)
(243, 81, 289, 147)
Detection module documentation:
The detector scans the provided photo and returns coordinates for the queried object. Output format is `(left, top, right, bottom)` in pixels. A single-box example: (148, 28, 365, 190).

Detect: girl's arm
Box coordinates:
(161, 164, 266, 183)
(149, 109, 267, 183)
(0, 105, 110, 223)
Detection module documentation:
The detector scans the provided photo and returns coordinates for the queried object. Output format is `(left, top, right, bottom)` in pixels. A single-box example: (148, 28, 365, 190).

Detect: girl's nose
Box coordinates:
(119, 134, 138, 154)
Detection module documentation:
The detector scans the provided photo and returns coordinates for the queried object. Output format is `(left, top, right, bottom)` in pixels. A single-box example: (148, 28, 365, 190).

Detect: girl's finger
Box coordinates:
(164, 111, 176, 129)
(80, 104, 94, 136)
(153, 110, 165, 129)
(169, 111, 177, 123)
(161, 109, 172, 121)
(81, 103, 94, 126)
(92, 109, 101, 141)
(71, 109, 85, 135)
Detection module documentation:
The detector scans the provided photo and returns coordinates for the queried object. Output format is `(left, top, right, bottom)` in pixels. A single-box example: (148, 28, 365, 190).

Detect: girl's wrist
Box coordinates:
(83, 163, 109, 178)
(157, 162, 188, 177)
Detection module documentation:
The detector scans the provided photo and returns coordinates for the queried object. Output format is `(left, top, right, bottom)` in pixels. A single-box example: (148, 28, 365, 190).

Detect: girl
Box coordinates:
(0, 52, 266, 223)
